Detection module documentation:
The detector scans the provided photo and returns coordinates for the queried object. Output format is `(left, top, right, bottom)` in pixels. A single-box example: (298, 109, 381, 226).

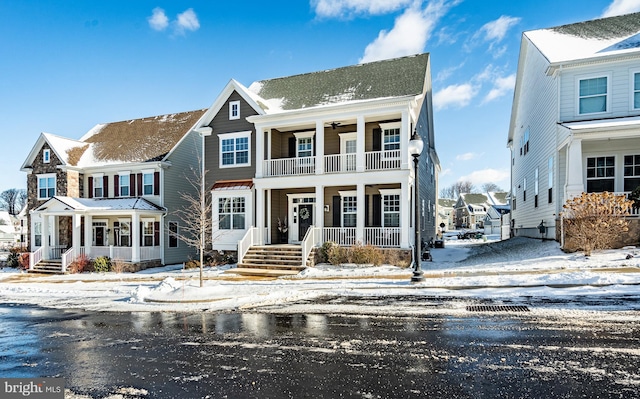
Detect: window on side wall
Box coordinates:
(229, 101, 240, 120)
(168, 221, 179, 248)
(548, 157, 553, 203)
(578, 76, 608, 114)
(37, 175, 56, 199)
(587, 156, 615, 192)
(219, 132, 251, 168)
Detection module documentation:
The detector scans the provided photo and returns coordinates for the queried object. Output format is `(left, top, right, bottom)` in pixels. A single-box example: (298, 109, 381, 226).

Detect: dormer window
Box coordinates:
(43, 149, 50, 164)
(229, 100, 240, 120)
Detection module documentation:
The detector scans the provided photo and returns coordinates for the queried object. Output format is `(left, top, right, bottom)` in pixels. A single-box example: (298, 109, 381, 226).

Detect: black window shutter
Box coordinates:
(288, 137, 296, 158)
(332, 196, 341, 227)
(130, 173, 136, 196)
(140, 222, 143, 246)
(137, 173, 143, 195)
(364, 195, 370, 227)
(154, 222, 160, 246)
(114, 176, 119, 197)
(88, 178, 93, 198)
(373, 128, 382, 151)
(154, 172, 160, 196)
(312, 135, 316, 156)
(103, 176, 109, 198)
(373, 194, 382, 227)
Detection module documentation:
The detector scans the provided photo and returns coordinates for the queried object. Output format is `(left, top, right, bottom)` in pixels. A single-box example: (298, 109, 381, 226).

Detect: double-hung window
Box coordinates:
(380, 190, 400, 228)
(168, 221, 179, 248)
(119, 174, 130, 197)
(218, 197, 246, 230)
(142, 220, 154, 246)
(93, 176, 104, 198)
(623, 155, 640, 191)
(38, 174, 56, 199)
(220, 132, 251, 168)
(633, 71, 640, 109)
(143, 173, 153, 195)
(342, 196, 357, 228)
(229, 101, 240, 120)
(587, 156, 615, 192)
(578, 76, 608, 114)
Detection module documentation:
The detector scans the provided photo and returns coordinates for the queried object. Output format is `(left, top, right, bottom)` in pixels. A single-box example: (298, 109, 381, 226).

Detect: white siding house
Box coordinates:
(509, 12, 640, 239)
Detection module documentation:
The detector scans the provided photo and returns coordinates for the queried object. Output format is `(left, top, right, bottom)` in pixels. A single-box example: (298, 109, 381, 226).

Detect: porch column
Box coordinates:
(256, 124, 265, 178)
(72, 213, 81, 253)
(565, 137, 584, 199)
(401, 110, 410, 170)
(256, 188, 265, 245)
(131, 213, 140, 262)
(315, 185, 324, 231)
(41, 213, 49, 260)
(265, 189, 272, 244)
(84, 214, 92, 258)
(356, 183, 365, 244)
(356, 115, 366, 172)
(400, 181, 411, 249)
(316, 120, 325, 174)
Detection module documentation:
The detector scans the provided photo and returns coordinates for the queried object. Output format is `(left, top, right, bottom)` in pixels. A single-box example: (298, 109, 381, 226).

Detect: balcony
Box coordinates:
(262, 150, 402, 178)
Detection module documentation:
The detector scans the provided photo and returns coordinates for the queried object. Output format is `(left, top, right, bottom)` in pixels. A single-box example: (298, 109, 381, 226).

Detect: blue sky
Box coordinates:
(1, 0, 639, 196)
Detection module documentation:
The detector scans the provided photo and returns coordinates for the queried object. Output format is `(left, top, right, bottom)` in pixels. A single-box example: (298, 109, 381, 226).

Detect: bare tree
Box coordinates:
(0, 189, 27, 215)
(440, 186, 455, 199)
(481, 182, 503, 192)
(171, 157, 212, 288)
(440, 181, 475, 199)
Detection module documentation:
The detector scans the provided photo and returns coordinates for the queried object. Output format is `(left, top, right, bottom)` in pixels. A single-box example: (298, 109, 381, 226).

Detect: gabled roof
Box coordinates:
(22, 109, 207, 170)
(438, 198, 456, 208)
(247, 53, 430, 113)
(525, 12, 640, 64)
(34, 196, 166, 213)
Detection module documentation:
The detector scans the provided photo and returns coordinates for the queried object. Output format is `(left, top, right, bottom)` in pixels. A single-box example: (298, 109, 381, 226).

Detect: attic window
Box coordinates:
(229, 101, 240, 120)
(43, 149, 50, 164)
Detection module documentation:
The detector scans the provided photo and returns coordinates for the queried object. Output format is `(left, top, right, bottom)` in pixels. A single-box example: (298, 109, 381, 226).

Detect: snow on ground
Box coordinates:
(0, 236, 639, 315)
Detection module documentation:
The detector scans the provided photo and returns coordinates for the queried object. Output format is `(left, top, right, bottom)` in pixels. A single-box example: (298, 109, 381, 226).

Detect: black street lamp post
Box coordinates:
(409, 130, 425, 283)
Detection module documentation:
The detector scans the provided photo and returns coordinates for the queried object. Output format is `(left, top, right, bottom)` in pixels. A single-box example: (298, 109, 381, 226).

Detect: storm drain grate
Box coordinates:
(466, 305, 530, 312)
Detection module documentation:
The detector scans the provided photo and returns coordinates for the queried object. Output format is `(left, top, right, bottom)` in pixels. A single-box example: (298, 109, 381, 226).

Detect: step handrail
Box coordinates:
(237, 226, 261, 265)
(61, 247, 76, 273)
(301, 226, 321, 268)
(29, 247, 43, 271)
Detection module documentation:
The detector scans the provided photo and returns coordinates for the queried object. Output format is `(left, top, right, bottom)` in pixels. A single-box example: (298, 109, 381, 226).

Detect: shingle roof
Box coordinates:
(525, 12, 640, 64)
(247, 53, 429, 113)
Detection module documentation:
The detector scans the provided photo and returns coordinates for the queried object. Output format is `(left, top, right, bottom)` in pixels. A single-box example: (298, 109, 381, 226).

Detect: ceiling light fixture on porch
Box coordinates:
(330, 122, 341, 129)
(409, 129, 425, 283)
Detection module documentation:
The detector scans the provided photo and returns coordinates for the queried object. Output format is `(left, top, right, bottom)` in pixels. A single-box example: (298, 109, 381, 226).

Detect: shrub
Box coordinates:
(93, 256, 111, 273)
(327, 245, 350, 265)
(6, 246, 27, 268)
(184, 259, 200, 269)
(110, 258, 131, 273)
(317, 241, 336, 264)
(350, 242, 383, 266)
(17, 253, 30, 270)
(68, 254, 91, 274)
(562, 192, 632, 256)
(629, 186, 640, 209)
(207, 251, 236, 266)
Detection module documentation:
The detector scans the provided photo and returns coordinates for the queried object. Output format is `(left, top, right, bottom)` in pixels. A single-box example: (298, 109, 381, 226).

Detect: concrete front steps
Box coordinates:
(29, 259, 64, 274)
(229, 245, 314, 277)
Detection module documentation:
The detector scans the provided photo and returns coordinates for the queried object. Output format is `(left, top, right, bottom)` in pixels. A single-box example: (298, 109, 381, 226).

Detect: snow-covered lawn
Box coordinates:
(0, 237, 639, 314)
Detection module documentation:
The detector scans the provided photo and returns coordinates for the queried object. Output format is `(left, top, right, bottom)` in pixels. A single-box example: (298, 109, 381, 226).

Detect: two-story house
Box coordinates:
(21, 110, 207, 271)
(509, 12, 640, 239)
(198, 54, 439, 272)
(454, 192, 507, 230)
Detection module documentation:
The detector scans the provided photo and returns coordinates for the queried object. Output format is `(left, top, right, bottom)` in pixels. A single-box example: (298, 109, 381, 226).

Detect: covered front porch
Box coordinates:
(29, 196, 166, 272)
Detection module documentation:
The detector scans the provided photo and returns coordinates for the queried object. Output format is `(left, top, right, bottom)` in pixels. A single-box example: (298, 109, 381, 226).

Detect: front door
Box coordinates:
(297, 204, 314, 242)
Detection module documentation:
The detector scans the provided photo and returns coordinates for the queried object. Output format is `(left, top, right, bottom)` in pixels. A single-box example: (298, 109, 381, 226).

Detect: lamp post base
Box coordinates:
(411, 268, 425, 282)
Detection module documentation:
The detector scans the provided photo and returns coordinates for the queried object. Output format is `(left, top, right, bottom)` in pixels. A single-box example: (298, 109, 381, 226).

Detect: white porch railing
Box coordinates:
(139, 246, 161, 261)
(324, 153, 356, 174)
(111, 246, 133, 260)
(263, 157, 316, 177)
(29, 247, 43, 271)
(322, 227, 357, 246)
(302, 226, 321, 267)
(364, 227, 401, 248)
(86, 246, 159, 261)
(365, 150, 401, 171)
(238, 227, 262, 264)
(61, 247, 75, 273)
(613, 192, 640, 216)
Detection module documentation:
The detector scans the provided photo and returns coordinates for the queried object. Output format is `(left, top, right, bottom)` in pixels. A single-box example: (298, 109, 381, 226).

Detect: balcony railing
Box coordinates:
(262, 150, 402, 178)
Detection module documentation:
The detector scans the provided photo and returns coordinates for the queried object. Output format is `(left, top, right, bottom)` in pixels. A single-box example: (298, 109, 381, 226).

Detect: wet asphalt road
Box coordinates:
(1, 297, 639, 399)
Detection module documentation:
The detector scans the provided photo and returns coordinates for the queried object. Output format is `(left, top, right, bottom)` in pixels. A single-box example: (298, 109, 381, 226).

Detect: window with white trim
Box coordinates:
(578, 76, 608, 114)
(220, 132, 251, 167)
(93, 176, 104, 198)
(34, 221, 42, 247)
(119, 174, 130, 197)
(43, 149, 50, 164)
(168, 221, 179, 248)
(37, 174, 56, 199)
(117, 220, 131, 247)
(142, 220, 154, 246)
(382, 194, 400, 227)
(143, 173, 153, 195)
(342, 196, 357, 227)
(219, 197, 246, 230)
(548, 156, 553, 203)
(633, 72, 640, 109)
(623, 155, 640, 191)
(587, 156, 615, 192)
(534, 167, 539, 208)
(383, 128, 400, 152)
(229, 100, 240, 120)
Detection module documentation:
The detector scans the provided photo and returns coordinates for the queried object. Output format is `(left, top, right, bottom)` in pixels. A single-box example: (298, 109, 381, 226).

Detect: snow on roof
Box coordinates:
(561, 116, 640, 130)
(525, 12, 640, 64)
(247, 53, 429, 113)
(42, 132, 85, 165)
(52, 196, 165, 212)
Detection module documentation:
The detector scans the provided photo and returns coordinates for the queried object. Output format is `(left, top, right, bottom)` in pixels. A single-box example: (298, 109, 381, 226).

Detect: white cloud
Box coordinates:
(601, 0, 640, 17)
(312, 0, 412, 18)
(459, 168, 510, 186)
(478, 15, 520, 42)
(456, 152, 482, 161)
(148, 7, 169, 31)
(483, 73, 516, 103)
(433, 83, 479, 110)
(360, 0, 461, 63)
(175, 8, 200, 33)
